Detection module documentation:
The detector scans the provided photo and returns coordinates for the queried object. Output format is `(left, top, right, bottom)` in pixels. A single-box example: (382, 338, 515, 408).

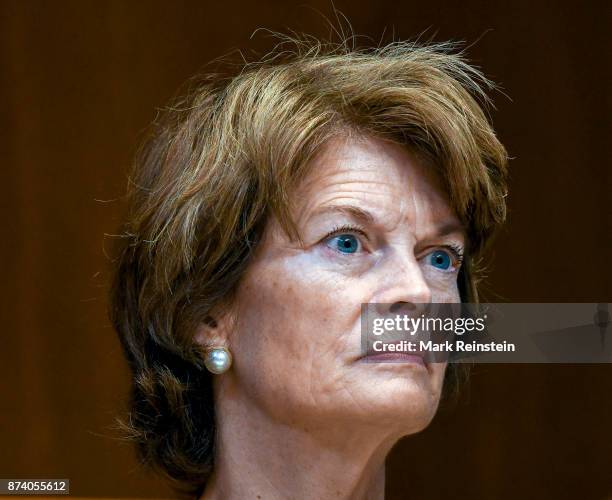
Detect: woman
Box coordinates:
(110, 38, 508, 499)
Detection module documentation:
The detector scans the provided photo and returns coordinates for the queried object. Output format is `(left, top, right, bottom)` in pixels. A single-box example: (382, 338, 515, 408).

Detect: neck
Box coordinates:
(200, 383, 401, 500)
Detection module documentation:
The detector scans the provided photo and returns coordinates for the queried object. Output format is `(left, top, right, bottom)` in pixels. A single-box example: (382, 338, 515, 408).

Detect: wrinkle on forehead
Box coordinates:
(292, 134, 459, 237)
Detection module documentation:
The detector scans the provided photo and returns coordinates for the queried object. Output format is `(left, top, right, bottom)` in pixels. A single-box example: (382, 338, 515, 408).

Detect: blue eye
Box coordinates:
(429, 250, 452, 270)
(328, 234, 360, 254)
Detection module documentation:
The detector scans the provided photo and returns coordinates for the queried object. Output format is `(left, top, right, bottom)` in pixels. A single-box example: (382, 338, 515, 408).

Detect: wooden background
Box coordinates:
(1, 0, 610, 498)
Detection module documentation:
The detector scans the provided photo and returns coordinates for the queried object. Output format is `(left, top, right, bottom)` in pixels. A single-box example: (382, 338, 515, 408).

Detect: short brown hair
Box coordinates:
(109, 37, 508, 497)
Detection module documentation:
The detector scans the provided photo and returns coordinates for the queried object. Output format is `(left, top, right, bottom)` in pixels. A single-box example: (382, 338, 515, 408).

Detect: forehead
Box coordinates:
(294, 134, 458, 229)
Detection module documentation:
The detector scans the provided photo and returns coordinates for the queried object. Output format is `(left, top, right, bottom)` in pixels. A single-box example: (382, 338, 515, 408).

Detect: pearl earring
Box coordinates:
(204, 347, 232, 374)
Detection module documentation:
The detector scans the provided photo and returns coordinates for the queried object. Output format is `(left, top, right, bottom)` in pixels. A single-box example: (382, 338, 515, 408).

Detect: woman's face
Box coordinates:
(224, 134, 465, 435)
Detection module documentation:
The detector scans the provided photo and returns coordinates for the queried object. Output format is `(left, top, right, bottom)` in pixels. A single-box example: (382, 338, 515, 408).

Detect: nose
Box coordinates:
(372, 250, 432, 316)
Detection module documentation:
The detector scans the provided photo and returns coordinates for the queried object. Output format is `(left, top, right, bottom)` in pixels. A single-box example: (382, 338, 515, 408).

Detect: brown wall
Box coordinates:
(1, 1, 610, 498)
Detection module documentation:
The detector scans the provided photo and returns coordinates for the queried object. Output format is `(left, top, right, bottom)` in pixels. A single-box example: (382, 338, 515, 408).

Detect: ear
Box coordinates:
(193, 309, 234, 350)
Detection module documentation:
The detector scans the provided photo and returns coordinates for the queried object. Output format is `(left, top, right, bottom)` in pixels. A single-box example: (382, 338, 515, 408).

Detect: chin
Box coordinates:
(344, 377, 443, 434)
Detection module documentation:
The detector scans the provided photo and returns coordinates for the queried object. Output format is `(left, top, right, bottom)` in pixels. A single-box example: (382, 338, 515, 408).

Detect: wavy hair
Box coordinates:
(109, 36, 508, 497)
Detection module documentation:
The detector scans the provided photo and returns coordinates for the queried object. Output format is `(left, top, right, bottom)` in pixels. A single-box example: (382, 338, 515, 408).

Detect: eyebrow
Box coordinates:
(307, 203, 466, 238)
(307, 204, 376, 226)
(429, 221, 466, 238)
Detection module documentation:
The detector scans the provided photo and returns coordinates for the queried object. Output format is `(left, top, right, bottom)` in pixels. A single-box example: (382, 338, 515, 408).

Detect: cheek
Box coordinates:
(422, 267, 462, 303)
(229, 253, 364, 410)
(431, 285, 461, 303)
